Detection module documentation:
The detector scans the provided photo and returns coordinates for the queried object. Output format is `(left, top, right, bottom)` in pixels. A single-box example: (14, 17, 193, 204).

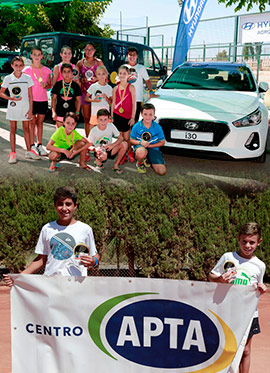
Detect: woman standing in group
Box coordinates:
(77, 43, 104, 137)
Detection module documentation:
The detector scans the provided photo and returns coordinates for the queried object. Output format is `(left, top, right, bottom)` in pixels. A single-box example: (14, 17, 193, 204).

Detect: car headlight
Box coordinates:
(232, 108, 262, 127)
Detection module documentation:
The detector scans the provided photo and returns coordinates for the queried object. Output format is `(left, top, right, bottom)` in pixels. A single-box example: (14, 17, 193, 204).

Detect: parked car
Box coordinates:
(150, 62, 269, 162)
(0, 51, 19, 105)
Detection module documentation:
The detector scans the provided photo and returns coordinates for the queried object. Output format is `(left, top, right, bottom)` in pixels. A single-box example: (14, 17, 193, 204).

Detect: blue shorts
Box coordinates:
(134, 146, 165, 165)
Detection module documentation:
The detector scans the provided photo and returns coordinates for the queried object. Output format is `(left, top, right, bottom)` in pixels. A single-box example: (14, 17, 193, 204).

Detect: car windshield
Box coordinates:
(162, 65, 257, 91)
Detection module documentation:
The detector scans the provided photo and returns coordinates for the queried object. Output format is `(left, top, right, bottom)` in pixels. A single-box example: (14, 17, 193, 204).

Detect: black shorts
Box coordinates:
(135, 102, 142, 123)
(113, 112, 130, 133)
(247, 317, 260, 339)
(32, 101, 48, 115)
(56, 146, 79, 161)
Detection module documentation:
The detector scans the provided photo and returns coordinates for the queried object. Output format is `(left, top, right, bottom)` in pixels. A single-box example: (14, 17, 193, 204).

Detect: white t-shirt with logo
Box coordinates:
(89, 123, 120, 147)
(211, 251, 265, 317)
(2, 72, 34, 121)
(124, 63, 150, 102)
(87, 82, 113, 115)
(35, 220, 97, 276)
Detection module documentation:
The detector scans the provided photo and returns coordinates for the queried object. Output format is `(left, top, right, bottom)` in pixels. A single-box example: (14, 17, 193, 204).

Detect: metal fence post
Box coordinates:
(256, 43, 262, 81)
(228, 43, 231, 61)
(147, 26, 150, 46)
(233, 15, 239, 62)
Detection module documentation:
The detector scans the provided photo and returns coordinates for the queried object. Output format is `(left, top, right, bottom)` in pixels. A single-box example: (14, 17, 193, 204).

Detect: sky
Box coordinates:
(100, 0, 270, 29)
(100, 0, 270, 59)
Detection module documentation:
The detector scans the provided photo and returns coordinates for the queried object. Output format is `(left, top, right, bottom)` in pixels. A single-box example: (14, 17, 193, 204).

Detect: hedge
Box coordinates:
(0, 177, 269, 281)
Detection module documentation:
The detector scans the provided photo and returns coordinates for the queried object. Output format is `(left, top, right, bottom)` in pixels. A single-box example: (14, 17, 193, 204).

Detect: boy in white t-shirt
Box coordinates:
(125, 47, 159, 122)
(89, 108, 127, 174)
(0, 56, 40, 164)
(3, 187, 99, 285)
(209, 222, 267, 373)
(85, 66, 112, 133)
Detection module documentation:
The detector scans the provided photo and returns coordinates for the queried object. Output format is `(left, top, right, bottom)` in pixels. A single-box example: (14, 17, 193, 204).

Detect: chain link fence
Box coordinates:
(115, 12, 270, 83)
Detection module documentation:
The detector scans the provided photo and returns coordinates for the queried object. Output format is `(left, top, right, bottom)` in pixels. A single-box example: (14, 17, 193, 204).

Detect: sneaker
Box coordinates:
(8, 152, 17, 164)
(128, 150, 135, 163)
(31, 144, 39, 156)
(120, 154, 128, 165)
(37, 144, 47, 156)
(143, 158, 151, 168)
(25, 150, 41, 160)
(136, 161, 146, 174)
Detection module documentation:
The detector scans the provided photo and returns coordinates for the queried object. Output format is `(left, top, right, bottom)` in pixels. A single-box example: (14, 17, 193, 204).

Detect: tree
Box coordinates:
(218, 0, 267, 12)
(243, 43, 262, 60)
(216, 49, 228, 61)
(0, 0, 113, 50)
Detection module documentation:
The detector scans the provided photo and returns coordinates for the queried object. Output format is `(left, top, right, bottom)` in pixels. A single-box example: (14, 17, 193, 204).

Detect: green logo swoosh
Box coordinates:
(88, 292, 158, 359)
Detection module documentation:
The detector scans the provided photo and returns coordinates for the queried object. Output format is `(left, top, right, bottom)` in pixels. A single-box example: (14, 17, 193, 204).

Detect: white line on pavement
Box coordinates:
(0, 127, 26, 149)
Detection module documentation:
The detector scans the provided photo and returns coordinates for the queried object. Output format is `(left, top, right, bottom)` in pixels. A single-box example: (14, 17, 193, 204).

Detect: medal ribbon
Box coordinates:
(64, 129, 74, 151)
(62, 81, 72, 101)
(118, 83, 127, 111)
(32, 65, 43, 82)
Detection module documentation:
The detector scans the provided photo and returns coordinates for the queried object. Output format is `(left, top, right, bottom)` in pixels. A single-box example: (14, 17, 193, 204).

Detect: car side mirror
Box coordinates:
(159, 66, 167, 76)
(258, 81, 269, 93)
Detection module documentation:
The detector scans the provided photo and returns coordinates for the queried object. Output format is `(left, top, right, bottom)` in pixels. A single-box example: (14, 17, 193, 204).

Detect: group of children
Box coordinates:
(0, 45, 166, 175)
(3, 184, 267, 373)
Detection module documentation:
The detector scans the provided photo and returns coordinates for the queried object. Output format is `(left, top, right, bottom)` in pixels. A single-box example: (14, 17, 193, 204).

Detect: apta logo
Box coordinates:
(88, 293, 237, 371)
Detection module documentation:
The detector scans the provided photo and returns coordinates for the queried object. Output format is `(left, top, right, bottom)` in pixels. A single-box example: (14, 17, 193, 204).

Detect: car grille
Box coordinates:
(159, 119, 230, 147)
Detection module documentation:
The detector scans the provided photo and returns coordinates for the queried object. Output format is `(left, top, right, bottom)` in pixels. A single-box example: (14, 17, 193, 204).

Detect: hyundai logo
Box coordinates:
(184, 121, 199, 130)
(242, 22, 255, 30)
(184, 0, 198, 24)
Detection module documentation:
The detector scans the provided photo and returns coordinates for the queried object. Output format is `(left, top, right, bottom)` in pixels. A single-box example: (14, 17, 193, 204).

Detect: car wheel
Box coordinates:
(252, 148, 267, 163)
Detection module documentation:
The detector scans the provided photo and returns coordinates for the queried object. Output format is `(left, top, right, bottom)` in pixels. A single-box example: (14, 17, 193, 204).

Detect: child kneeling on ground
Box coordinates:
(130, 103, 166, 175)
(46, 112, 90, 172)
(89, 108, 127, 174)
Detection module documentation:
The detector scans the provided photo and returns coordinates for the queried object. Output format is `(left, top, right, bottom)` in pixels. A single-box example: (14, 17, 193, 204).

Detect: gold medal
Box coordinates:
(32, 65, 43, 84)
(62, 80, 72, 104)
(118, 84, 128, 115)
(64, 129, 74, 151)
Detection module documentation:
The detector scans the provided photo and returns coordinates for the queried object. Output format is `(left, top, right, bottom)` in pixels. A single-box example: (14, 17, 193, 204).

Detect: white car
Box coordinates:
(150, 62, 269, 162)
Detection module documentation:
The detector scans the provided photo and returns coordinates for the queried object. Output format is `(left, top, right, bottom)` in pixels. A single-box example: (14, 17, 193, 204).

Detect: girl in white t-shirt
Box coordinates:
(0, 56, 37, 164)
(85, 66, 113, 133)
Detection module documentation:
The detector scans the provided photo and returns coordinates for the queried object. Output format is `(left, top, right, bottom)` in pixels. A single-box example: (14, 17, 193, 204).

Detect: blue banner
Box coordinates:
(172, 0, 208, 70)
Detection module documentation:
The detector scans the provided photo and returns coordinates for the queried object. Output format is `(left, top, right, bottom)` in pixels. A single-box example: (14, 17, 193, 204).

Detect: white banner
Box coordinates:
(10, 275, 259, 373)
(239, 13, 270, 43)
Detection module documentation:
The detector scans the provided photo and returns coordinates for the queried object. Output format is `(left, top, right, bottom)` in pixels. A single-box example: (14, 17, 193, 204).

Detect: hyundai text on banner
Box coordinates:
(239, 12, 270, 43)
(172, 0, 208, 70)
(10, 275, 259, 373)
